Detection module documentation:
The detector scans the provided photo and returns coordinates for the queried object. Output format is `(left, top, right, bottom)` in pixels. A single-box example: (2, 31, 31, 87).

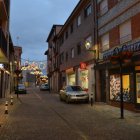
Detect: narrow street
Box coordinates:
(0, 87, 140, 140)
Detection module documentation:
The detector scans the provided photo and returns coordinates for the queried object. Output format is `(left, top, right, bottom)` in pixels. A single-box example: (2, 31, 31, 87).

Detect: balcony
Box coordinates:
(0, 27, 8, 63)
(0, 0, 8, 20)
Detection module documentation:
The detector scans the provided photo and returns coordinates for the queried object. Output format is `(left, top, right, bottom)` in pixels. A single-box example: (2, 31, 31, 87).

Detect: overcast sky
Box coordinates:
(10, 0, 79, 62)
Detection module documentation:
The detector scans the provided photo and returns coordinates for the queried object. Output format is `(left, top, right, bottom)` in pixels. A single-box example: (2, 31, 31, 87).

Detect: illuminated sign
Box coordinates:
(80, 62, 87, 69)
(103, 40, 140, 60)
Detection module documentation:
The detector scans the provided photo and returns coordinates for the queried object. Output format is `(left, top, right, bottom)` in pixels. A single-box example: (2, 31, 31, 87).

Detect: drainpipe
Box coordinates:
(93, 0, 98, 102)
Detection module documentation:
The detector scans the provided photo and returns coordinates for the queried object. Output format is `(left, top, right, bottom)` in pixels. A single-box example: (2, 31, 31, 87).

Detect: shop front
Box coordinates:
(103, 40, 140, 110)
(80, 69, 88, 90)
(109, 66, 135, 110)
(135, 66, 140, 109)
(78, 62, 88, 91)
(66, 68, 76, 86)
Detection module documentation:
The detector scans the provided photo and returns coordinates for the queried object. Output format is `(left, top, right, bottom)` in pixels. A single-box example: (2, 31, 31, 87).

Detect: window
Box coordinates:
(110, 74, 133, 102)
(100, 0, 108, 16)
(65, 31, 68, 39)
(77, 43, 81, 55)
(119, 20, 132, 44)
(60, 35, 64, 46)
(60, 52, 64, 64)
(77, 15, 81, 27)
(101, 33, 109, 51)
(66, 52, 68, 61)
(85, 4, 92, 17)
(71, 48, 74, 58)
(70, 24, 73, 33)
(85, 35, 92, 49)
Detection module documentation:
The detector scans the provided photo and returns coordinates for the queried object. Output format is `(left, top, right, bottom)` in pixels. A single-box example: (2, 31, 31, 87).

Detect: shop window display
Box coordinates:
(136, 73, 140, 103)
(68, 74, 75, 85)
(80, 70, 88, 90)
(110, 74, 132, 102)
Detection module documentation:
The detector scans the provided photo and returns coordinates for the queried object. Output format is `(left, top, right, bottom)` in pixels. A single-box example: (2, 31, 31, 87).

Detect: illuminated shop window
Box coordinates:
(80, 70, 88, 90)
(110, 74, 132, 102)
(136, 73, 140, 103)
(68, 74, 75, 85)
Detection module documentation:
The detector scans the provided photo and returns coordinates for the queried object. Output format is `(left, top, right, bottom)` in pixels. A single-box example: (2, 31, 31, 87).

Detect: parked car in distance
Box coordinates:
(40, 83, 49, 91)
(15, 84, 27, 94)
(59, 85, 89, 103)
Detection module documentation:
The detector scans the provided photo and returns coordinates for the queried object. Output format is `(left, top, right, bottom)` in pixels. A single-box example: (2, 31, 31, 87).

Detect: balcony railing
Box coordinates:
(0, 27, 7, 56)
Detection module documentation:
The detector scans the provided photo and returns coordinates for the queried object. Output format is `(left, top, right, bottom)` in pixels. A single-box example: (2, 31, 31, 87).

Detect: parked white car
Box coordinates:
(59, 85, 89, 103)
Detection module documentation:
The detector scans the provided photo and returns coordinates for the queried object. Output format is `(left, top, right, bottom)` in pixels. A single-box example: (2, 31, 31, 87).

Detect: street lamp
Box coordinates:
(14, 68, 22, 98)
(110, 45, 133, 119)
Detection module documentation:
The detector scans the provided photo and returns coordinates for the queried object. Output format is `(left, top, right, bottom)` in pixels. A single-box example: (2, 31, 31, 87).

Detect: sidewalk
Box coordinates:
(0, 93, 18, 128)
(89, 102, 140, 125)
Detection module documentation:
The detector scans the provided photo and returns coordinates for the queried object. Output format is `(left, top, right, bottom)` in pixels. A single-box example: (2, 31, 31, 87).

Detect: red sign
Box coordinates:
(80, 62, 87, 69)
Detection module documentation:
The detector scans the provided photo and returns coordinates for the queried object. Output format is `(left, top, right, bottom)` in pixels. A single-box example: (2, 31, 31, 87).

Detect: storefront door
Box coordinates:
(100, 70, 106, 102)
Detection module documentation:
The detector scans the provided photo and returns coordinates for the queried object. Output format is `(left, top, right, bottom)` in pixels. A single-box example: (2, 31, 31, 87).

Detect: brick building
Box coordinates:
(46, 25, 63, 92)
(57, 0, 97, 98)
(0, 0, 11, 98)
(14, 46, 22, 68)
(96, 0, 140, 110)
(46, 0, 140, 111)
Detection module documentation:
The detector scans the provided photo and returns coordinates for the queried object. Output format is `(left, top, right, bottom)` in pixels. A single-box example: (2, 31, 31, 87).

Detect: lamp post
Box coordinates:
(110, 46, 133, 119)
(14, 69, 22, 98)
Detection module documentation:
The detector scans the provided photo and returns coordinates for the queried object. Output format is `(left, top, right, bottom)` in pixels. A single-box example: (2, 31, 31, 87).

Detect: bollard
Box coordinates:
(5, 101, 8, 114)
(10, 96, 13, 105)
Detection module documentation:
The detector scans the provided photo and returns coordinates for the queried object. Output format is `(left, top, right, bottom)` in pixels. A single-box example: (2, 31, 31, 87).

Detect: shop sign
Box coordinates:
(80, 62, 87, 69)
(103, 40, 140, 60)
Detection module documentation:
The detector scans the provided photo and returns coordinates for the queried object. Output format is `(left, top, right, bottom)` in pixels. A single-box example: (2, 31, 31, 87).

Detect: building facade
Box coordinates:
(96, 0, 140, 110)
(0, 0, 11, 98)
(46, 0, 140, 111)
(14, 46, 22, 88)
(57, 0, 97, 98)
(46, 25, 63, 93)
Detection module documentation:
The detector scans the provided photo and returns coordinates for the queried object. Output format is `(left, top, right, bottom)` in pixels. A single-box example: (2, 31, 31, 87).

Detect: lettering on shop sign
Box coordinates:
(103, 40, 140, 60)
(80, 62, 87, 69)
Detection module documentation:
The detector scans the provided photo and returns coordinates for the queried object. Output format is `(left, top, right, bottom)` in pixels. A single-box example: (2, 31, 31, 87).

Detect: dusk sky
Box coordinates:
(10, 0, 79, 62)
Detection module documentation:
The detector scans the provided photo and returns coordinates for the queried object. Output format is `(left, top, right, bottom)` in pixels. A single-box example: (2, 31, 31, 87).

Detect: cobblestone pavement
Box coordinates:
(0, 87, 140, 140)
